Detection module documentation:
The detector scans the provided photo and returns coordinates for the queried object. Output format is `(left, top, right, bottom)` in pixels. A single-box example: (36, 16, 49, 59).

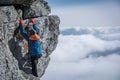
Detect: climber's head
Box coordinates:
(25, 23, 36, 37)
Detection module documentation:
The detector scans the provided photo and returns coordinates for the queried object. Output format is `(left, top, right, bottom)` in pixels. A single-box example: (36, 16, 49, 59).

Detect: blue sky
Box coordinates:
(47, 0, 119, 7)
(46, 0, 102, 7)
(46, 0, 120, 27)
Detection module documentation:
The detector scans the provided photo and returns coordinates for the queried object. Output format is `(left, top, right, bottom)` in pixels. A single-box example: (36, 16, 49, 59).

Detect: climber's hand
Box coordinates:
(19, 19, 24, 26)
(30, 18, 34, 24)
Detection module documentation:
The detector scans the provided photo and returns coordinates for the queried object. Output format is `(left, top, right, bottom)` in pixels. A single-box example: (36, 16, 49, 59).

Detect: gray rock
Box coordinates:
(0, 0, 60, 80)
(23, 0, 51, 19)
(0, 42, 25, 80)
(0, 6, 18, 23)
(0, 0, 36, 6)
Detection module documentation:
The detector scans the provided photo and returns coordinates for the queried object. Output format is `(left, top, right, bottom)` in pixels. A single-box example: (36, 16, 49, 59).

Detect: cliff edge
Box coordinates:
(0, 0, 60, 80)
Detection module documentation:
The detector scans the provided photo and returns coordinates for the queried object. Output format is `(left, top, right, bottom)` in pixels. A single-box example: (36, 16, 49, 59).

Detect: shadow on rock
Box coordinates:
(8, 38, 32, 74)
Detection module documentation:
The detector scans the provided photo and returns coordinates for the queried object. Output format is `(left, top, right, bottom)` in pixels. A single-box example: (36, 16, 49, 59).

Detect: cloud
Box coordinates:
(41, 27, 120, 80)
(50, 34, 120, 62)
(61, 27, 120, 40)
(50, 2, 120, 27)
(42, 54, 120, 80)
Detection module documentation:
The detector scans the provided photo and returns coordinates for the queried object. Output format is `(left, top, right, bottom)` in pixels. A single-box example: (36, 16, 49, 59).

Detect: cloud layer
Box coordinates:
(41, 27, 120, 80)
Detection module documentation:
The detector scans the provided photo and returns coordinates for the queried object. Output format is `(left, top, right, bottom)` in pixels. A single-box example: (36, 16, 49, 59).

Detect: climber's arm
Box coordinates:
(19, 25, 29, 41)
(19, 19, 29, 41)
(30, 18, 39, 34)
(33, 24, 39, 34)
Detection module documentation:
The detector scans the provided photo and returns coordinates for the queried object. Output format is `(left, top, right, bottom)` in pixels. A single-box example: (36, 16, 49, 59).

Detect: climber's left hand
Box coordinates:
(30, 18, 35, 24)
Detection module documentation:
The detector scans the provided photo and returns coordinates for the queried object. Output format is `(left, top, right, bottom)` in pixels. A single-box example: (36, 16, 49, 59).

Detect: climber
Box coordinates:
(19, 18, 42, 77)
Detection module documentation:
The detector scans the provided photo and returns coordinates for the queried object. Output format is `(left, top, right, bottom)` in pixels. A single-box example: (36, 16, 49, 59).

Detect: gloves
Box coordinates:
(30, 18, 34, 24)
(19, 19, 24, 26)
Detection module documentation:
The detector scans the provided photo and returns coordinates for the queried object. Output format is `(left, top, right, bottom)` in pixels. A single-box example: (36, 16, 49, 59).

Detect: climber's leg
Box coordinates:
(31, 56, 38, 77)
(35, 54, 42, 64)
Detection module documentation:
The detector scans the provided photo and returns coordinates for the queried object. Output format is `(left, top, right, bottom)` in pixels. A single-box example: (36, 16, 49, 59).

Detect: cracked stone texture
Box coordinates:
(0, 0, 60, 80)
(0, 0, 36, 6)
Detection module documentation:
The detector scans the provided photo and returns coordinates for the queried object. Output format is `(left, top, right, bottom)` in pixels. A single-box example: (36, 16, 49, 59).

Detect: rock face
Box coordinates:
(0, 0, 36, 6)
(23, 0, 51, 19)
(0, 0, 60, 80)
